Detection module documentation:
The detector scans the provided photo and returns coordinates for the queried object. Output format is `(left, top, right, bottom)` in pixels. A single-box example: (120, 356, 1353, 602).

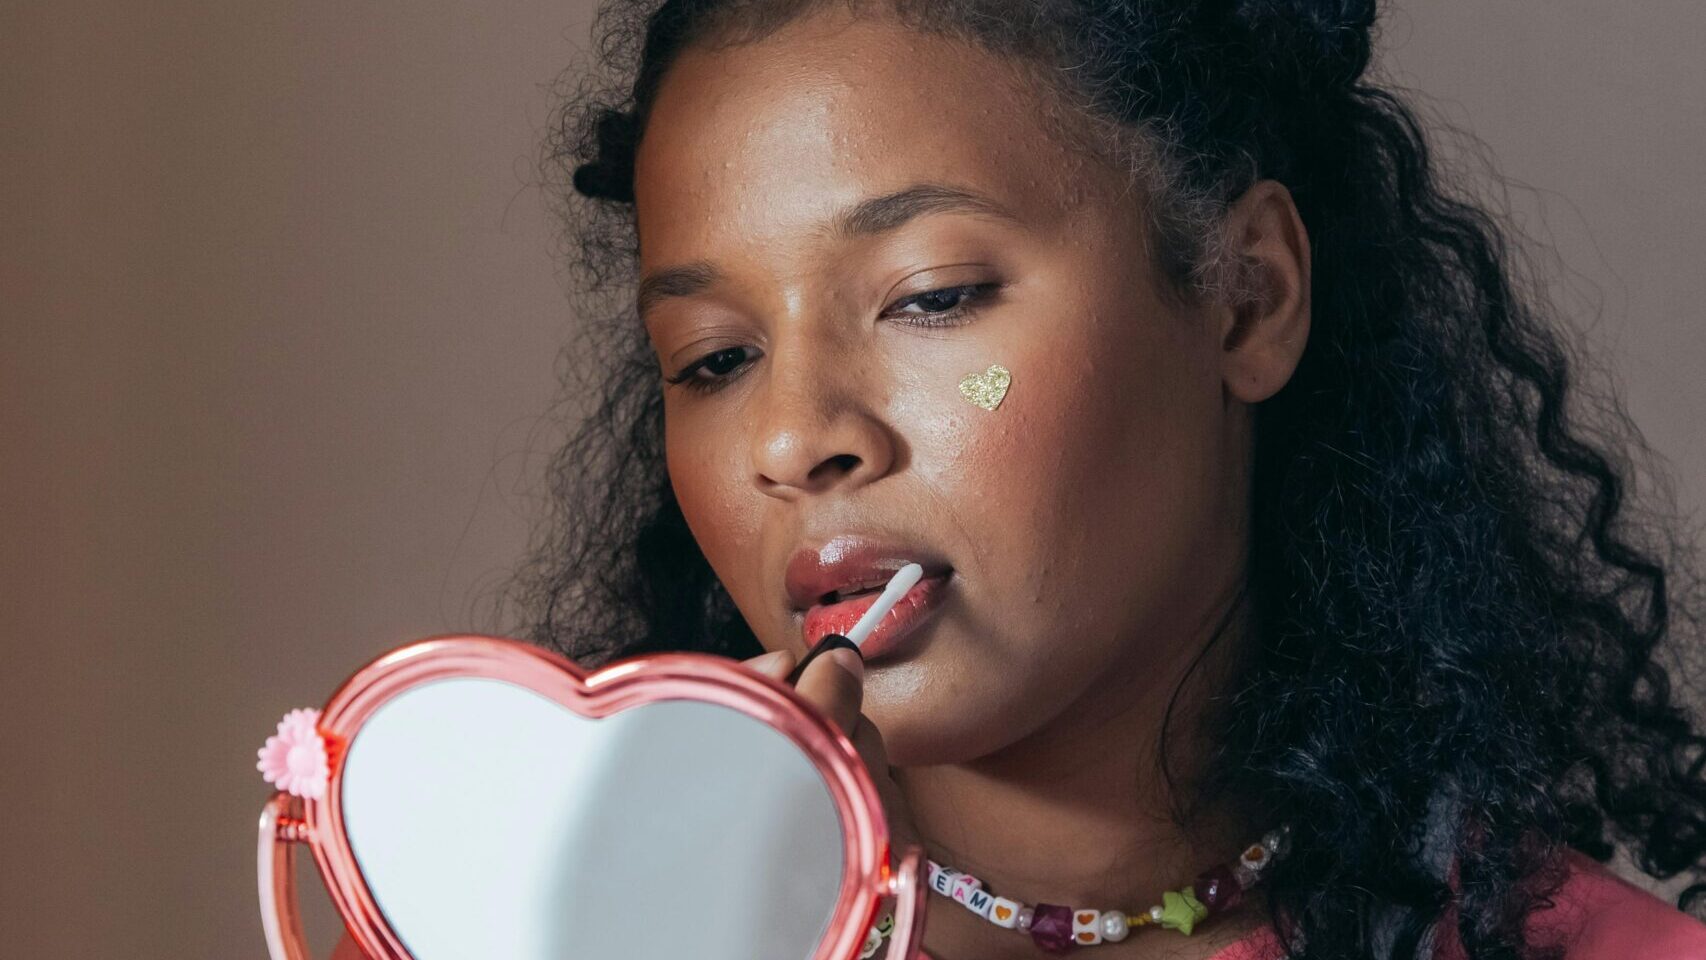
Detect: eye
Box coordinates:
(883, 282, 1000, 328)
(661, 282, 998, 394)
(665, 345, 758, 392)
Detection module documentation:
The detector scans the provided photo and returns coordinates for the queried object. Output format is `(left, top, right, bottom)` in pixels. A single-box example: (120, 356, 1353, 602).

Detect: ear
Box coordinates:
(1216, 180, 1311, 404)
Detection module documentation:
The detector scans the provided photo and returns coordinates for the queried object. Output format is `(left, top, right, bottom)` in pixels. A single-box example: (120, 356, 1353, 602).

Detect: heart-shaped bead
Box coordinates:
(958, 363, 1011, 411)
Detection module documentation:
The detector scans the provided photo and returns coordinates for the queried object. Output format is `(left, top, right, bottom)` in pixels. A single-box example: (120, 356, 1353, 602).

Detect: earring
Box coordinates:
(958, 363, 1012, 411)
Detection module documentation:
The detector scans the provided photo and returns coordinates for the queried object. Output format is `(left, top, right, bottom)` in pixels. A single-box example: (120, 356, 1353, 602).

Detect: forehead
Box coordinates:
(631, 11, 1100, 270)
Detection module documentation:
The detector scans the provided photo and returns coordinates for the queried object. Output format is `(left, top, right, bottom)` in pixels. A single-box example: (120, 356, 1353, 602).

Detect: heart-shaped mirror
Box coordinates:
(256, 634, 927, 960)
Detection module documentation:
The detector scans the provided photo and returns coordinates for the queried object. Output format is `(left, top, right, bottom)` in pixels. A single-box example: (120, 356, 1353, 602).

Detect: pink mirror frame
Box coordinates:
(256, 633, 928, 960)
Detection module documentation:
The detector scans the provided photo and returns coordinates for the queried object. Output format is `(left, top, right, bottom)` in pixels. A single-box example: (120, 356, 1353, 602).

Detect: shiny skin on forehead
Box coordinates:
(632, 14, 1098, 276)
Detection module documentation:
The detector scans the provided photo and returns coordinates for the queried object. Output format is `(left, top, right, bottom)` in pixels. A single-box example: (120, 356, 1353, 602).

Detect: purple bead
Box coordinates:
(1193, 864, 1244, 914)
(1029, 903, 1076, 953)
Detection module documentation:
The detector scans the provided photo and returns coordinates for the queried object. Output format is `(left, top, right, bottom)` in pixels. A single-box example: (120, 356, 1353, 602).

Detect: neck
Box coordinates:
(891, 580, 1273, 959)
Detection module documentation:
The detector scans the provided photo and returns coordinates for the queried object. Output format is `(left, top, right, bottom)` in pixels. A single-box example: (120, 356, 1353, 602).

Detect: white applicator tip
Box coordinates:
(844, 562, 925, 649)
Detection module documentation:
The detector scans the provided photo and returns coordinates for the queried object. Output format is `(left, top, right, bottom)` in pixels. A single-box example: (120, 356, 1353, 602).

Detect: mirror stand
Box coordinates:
(259, 792, 313, 960)
(886, 844, 929, 958)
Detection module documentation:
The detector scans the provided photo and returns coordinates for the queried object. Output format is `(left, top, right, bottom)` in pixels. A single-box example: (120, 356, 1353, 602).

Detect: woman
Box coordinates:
(494, 0, 1706, 957)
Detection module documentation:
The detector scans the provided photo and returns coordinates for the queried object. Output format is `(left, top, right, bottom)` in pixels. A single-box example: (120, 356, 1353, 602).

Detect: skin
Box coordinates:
(331, 9, 1308, 960)
(628, 9, 1312, 960)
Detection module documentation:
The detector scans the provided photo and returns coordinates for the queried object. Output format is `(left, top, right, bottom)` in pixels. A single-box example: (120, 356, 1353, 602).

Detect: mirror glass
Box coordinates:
(340, 676, 848, 960)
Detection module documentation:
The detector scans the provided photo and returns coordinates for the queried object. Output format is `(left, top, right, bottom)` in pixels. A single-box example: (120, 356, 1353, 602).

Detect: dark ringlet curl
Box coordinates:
(514, 1, 1706, 957)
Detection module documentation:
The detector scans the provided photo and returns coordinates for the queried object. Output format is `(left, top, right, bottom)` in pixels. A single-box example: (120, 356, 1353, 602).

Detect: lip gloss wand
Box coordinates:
(784, 562, 923, 685)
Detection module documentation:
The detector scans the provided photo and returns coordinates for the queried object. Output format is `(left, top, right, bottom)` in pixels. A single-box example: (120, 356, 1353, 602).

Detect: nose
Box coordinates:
(749, 349, 898, 499)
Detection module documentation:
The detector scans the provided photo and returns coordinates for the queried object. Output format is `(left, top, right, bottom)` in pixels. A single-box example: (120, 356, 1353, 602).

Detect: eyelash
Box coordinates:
(664, 282, 1001, 394)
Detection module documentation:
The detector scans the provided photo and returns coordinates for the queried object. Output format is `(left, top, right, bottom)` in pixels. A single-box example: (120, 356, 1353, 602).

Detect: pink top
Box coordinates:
(912, 848, 1706, 960)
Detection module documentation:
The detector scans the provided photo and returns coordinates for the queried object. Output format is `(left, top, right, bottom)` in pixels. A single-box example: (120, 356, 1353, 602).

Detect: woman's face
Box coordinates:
(632, 11, 1266, 766)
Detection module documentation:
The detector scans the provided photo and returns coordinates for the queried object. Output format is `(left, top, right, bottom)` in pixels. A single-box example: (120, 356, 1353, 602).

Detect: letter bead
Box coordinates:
(931, 866, 962, 897)
(965, 886, 997, 919)
(950, 873, 982, 904)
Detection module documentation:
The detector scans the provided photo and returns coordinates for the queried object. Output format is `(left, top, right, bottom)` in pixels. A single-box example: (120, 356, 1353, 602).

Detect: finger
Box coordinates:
(742, 649, 798, 680)
(792, 645, 864, 736)
(848, 717, 922, 849)
(850, 719, 900, 809)
(849, 713, 889, 770)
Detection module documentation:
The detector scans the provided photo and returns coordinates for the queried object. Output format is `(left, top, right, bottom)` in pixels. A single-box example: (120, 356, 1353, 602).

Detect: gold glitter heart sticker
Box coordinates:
(958, 363, 1011, 411)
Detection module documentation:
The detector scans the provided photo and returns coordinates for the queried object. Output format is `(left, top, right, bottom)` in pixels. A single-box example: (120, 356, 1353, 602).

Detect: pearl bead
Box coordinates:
(1017, 906, 1035, 932)
(1101, 910, 1130, 942)
(1149, 904, 1165, 922)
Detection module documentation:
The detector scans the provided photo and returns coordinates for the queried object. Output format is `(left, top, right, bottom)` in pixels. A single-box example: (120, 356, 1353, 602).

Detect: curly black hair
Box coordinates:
(501, 1, 1706, 957)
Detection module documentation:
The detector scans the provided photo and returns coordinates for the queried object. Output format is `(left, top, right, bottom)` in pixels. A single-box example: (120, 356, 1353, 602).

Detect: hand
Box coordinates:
(743, 646, 925, 912)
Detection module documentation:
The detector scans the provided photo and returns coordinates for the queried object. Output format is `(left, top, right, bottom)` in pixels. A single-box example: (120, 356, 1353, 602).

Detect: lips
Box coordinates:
(785, 537, 953, 660)
(801, 573, 950, 659)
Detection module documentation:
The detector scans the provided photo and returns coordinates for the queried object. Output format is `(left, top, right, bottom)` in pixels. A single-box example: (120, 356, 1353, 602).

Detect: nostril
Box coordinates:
(810, 453, 861, 481)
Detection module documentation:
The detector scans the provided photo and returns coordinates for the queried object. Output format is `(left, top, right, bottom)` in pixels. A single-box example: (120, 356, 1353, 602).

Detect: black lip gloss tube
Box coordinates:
(783, 633, 862, 686)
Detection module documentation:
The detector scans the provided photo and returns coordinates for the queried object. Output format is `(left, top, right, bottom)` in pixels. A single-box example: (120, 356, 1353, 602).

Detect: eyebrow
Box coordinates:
(635, 182, 1021, 322)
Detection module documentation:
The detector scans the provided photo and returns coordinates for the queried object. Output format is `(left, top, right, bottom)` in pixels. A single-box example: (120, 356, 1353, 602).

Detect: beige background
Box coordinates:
(3, 2, 1702, 956)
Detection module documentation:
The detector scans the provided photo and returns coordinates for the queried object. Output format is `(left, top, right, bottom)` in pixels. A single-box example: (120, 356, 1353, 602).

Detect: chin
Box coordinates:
(865, 673, 1036, 767)
(875, 722, 973, 768)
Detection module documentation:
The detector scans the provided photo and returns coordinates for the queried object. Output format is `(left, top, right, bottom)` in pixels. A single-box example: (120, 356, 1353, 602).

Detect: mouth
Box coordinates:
(801, 572, 951, 661)
(785, 537, 954, 662)
(814, 577, 905, 606)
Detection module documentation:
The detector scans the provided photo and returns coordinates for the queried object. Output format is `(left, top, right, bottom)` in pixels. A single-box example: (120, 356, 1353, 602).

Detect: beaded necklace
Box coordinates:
(858, 824, 1290, 957)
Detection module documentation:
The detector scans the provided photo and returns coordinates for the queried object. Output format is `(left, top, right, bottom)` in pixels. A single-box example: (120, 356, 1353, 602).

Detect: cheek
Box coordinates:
(935, 299, 1224, 640)
(665, 411, 759, 588)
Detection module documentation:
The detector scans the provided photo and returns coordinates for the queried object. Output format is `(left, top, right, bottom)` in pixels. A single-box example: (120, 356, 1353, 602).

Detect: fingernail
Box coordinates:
(749, 650, 789, 673)
(828, 645, 864, 680)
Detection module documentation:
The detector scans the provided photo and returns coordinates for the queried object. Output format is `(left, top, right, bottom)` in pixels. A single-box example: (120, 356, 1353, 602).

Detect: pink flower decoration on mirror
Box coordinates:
(257, 707, 329, 799)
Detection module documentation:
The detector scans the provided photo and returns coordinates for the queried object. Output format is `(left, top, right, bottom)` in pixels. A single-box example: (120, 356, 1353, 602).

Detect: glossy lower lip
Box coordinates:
(801, 572, 950, 662)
